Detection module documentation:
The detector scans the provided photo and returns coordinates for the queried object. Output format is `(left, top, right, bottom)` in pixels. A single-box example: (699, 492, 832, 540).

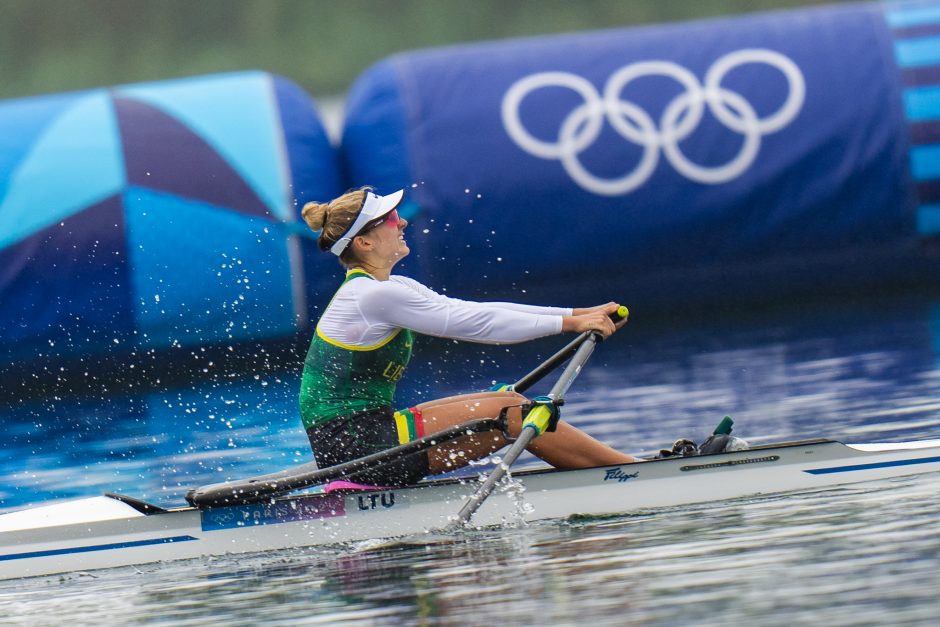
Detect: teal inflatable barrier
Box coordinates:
(0, 71, 343, 366)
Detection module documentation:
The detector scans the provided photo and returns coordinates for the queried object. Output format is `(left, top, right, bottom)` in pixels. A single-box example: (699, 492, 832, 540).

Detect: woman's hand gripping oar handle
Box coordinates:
(507, 305, 628, 394)
(450, 330, 606, 528)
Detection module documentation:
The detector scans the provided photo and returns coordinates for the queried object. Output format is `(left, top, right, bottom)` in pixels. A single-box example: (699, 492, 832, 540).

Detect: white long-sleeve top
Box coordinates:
(316, 273, 571, 348)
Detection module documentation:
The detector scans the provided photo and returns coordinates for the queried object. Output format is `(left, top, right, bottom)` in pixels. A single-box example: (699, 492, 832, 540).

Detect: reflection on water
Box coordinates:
(1, 294, 940, 621)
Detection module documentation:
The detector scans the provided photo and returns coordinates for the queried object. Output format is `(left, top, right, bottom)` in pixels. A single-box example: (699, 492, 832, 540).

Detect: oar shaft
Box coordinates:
(512, 332, 589, 394)
(512, 306, 627, 394)
(453, 426, 538, 523)
(452, 333, 601, 526)
(551, 335, 598, 399)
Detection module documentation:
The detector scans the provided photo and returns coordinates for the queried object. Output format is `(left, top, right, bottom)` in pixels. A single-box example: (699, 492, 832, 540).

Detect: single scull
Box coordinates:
(4, 320, 939, 580)
(2, 435, 940, 580)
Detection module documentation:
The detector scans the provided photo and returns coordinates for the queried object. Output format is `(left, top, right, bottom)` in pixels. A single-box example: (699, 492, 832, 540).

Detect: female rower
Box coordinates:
(299, 187, 640, 486)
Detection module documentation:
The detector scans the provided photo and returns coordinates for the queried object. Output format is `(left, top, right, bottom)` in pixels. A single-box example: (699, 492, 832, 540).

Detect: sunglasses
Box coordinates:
(360, 209, 401, 234)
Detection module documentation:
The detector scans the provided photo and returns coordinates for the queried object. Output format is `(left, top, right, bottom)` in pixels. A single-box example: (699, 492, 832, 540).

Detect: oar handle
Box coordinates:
(594, 305, 630, 344)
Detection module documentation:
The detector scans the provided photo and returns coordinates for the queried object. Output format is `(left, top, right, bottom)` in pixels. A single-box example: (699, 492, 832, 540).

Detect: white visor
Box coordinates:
(329, 189, 405, 256)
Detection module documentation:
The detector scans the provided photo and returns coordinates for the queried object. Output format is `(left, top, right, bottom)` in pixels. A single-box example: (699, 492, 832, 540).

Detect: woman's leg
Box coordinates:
(415, 391, 640, 474)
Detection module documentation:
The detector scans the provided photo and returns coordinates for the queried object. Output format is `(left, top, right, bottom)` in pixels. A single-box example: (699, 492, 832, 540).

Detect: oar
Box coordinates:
(510, 305, 629, 394)
(450, 330, 605, 527)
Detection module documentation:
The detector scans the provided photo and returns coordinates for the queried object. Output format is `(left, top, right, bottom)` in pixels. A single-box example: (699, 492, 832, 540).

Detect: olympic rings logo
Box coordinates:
(501, 49, 805, 196)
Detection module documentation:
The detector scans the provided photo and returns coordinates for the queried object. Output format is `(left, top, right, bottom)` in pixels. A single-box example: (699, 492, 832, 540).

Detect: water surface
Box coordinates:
(2, 293, 940, 623)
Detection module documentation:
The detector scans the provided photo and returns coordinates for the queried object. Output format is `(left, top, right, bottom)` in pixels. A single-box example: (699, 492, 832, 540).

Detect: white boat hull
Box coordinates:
(2, 438, 940, 580)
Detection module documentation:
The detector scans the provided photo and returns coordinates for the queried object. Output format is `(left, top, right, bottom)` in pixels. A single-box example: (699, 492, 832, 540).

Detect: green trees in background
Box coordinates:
(1, 0, 840, 100)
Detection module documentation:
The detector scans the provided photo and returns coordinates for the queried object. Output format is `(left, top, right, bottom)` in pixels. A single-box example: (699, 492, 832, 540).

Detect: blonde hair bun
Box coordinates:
(303, 187, 370, 256)
(302, 201, 329, 231)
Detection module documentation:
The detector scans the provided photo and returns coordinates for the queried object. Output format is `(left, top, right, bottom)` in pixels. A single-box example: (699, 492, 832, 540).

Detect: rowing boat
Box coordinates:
(5, 324, 939, 581)
(2, 436, 939, 581)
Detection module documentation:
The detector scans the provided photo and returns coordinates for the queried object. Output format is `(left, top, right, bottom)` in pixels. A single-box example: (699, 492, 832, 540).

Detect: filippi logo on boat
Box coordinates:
(604, 468, 639, 482)
(501, 49, 805, 196)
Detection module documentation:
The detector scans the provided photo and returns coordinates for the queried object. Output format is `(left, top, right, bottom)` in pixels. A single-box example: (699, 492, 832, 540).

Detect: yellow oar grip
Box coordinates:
(522, 404, 554, 436)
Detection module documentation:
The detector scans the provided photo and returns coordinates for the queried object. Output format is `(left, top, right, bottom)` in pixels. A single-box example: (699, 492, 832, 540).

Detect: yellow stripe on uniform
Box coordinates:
(315, 326, 401, 352)
(345, 268, 374, 280)
(393, 410, 411, 445)
(312, 267, 400, 352)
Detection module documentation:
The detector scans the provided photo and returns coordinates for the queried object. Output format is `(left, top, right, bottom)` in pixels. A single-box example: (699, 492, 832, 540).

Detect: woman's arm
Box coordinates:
(363, 278, 563, 344)
(392, 276, 572, 316)
(476, 301, 572, 316)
